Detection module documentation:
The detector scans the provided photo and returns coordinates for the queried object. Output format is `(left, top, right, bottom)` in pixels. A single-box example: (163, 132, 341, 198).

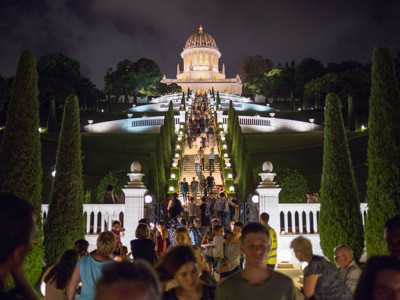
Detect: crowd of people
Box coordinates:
(3, 192, 400, 300)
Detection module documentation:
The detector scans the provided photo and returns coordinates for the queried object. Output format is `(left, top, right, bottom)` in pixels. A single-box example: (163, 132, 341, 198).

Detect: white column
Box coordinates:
(121, 186, 147, 246)
(257, 187, 281, 235)
(216, 109, 224, 126)
(179, 109, 186, 124)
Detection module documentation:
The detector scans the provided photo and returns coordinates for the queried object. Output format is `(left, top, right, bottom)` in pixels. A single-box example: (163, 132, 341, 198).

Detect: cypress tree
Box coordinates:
(228, 100, 233, 137)
(148, 152, 159, 201)
(168, 101, 175, 136)
(0, 50, 44, 284)
(47, 98, 57, 132)
(242, 152, 255, 203)
(107, 93, 112, 112)
(187, 87, 190, 97)
(347, 94, 356, 131)
(216, 91, 221, 108)
(155, 136, 166, 200)
(290, 92, 295, 112)
(319, 93, 364, 262)
(365, 47, 400, 256)
(44, 94, 84, 265)
(159, 126, 169, 170)
(181, 92, 186, 110)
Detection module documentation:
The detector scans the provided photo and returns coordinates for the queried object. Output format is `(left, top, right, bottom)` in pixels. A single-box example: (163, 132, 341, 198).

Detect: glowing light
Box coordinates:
(252, 195, 259, 203)
(38, 127, 42, 132)
(169, 186, 175, 192)
(101, 109, 104, 112)
(144, 195, 152, 204)
(220, 131, 224, 135)
(224, 153, 228, 158)
(132, 104, 136, 107)
(171, 173, 176, 179)
(172, 162, 178, 167)
(88, 120, 94, 125)
(229, 186, 235, 192)
(175, 153, 179, 158)
(180, 124, 184, 128)
(52, 170, 56, 177)
(223, 144, 227, 149)
(176, 145, 181, 149)
(177, 137, 182, 141)
(298, 108, 302, 111)
(221, 136, 226, 141)
(361, 125, 365, 132)
(226, 162, 231, 168)
(228, 173, 233, 179)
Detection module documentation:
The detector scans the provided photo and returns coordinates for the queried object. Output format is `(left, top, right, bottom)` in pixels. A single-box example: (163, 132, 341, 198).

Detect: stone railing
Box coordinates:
(279, 202, 369, 235)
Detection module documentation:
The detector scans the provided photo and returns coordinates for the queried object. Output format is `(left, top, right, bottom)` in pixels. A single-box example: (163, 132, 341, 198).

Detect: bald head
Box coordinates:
(334, 245, 353, 268)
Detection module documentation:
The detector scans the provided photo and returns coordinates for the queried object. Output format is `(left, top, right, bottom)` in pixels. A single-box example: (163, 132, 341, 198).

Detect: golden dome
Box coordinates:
(184, 26, 218, 49)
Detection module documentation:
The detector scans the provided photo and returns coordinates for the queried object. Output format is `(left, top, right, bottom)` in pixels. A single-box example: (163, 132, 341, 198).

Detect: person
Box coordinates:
(198, 171, 206, 198)
(259, 213, 277, 270)
(168, 193, 183, 221)
(74, 239, 89, 257)
(206, 173, 215, 194)
(202, 220, 220, 272)
(163, 194, 172, 220)
(44, 250, 79, 300)
(306, 192, 318, 203)
(130, 223, 156, 265)
(216, 222, 296, 300)
(196, 136, 202, 149)
(188, 197, 197, 221)
(111, 220, 125, 255)
(0, 193, 40, 300)
(156, 246, 215, 300)
(290, 236, 352, 300)
(180, 178, 189, 204)
(101, 185, 120, 204)
(195, 151, 201, 176)
(200, 197, 209, 227)
(156, 221, 169, 258)
(212, 225, 230, 276)
(218, 193, 239, 231)
(384, 215, 400, 260)
(228, 195, 239, 222)
(190, 218, 206, 249)
(333, 244, 362, 294)
(205, 192, 220, 224)
(220, 222, 243, 279)
(191, 177, 199, 200)
(68, 231, 116, 300)
(201, 131, 207, 148)
(199, 147, 206, 171)
(95, 260, 162, 300)
(354, 255, 400, 300)
(209, 148, 215, 173)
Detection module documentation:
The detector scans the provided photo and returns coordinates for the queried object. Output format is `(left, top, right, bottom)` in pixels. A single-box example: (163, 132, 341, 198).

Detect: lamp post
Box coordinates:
(88, 120, 93, 132)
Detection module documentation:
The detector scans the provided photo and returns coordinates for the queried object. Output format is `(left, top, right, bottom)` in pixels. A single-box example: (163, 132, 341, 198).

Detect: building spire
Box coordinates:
(199, 25, 203, 34)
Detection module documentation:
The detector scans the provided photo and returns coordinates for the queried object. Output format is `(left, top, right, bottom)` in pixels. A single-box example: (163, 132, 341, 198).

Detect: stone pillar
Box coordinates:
(216, 108, 224, 126)
(256, 161, 281, 242)
(121, 161, 147, 246)
(179, 108, 186, 124)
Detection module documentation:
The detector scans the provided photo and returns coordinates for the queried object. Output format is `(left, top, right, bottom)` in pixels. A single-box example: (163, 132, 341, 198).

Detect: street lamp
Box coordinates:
(227, 173, 233, 179)
(252, 195, 259, 203)
(144, 195, 152, 204)
(229, 186, 235, 192)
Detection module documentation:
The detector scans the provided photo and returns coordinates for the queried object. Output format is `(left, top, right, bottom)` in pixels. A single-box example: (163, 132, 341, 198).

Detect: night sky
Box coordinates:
(1, 0, 399, 88)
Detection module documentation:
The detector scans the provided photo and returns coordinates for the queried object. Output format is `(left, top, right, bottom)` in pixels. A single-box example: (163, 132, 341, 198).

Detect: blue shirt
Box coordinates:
(77, 255, 113, 300)
(209, 151, 215, 159)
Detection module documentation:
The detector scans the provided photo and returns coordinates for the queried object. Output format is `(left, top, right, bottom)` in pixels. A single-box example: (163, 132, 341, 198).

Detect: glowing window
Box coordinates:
(205, 54, 209, 65)
(215, 58, 218, 68)
(194, 54, 197, 66)
(199, 53, 203, 64)
(188, 55, 192, 67)
(211, 55, 214, 66)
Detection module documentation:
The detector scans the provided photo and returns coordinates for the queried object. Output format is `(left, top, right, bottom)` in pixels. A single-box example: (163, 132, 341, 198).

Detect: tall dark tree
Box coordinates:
(365, 47, 400, 256)
(44, 94, 84, 265)
(181, 92, 186, 110)
(347, 94, 356, 131)
(47, 98, 57, 132)
(319, 93, 364, 262)
(155, 136, 166, 200)
(216, 91, 221, 108)
(0, 50, 44, 284)
(242, 153, 255, 203)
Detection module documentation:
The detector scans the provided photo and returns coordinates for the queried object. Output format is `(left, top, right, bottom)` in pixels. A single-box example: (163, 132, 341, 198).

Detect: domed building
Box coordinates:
(162, 26, 243, 94)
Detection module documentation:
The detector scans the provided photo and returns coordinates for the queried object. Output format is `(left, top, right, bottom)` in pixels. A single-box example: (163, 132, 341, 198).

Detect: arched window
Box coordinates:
(205, 54, 209, 65)
(211, 55, 214, 67)
(194, 54, 197, 66)
(199, 53, 203, 64)
(188, 55, 192, 67)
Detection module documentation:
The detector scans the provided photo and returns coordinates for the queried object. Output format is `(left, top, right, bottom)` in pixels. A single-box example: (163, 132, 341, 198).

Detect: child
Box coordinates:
(212, 225, 230, 277)
(188, 197, 197, 221)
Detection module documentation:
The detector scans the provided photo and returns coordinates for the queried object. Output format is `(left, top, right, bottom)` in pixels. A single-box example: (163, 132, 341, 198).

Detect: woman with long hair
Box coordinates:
(44, 250, 79, 300)
(156, 246, 215, 300)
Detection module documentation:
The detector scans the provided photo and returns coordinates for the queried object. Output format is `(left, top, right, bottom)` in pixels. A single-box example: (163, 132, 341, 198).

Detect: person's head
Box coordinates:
(44, 250, 79, 289)
(259, 212, 270, 226)
(112, 220, 122, 231)
(97, 231, 117, 257)
(174, 227, 192, 246)
(201, 196, 206, 203)
(384, 215, 400, 260)
(209, 192, 215, 198)
(138, 218, 149, 225)
(233, 221, 244, 236)
(0, 193, 35, 268)
(107, 185, 114, 192)
(219, 192, 226, 199)
(306, 192, 311, 198)
(96, 261, 162, 300)
(290, 236, 313, 262)
(209, 172, 213, 176)
(190, 197, 194, 203)
(173, 193, 178, 200)
(354, 256, 400, 300)
(213, 225, 224, 236)
(183, 178, 186, 182)
(210, 219, 219, 232)
(156, 246, 199, 291)
(156, 220, 166, 229)
(240, 223, 271, 268)
(193, 218, 201, 228)
(334, 244, 354, 268)
(74, 239, 89, 257)
(136, 223, 150, 239)
(192, 177, 196, 181)
(229, 220, 236, 231)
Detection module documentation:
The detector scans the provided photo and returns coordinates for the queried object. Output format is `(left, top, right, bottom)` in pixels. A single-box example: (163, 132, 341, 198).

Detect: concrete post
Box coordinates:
(179, 108, 186, 124)
(121, 161, 147, 246)
(216, 108, 224, 126)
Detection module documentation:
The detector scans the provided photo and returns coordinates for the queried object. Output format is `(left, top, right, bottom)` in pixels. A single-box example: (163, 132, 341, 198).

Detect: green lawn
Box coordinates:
(245, 131, 368, 201)
(41, 132, 157, 204)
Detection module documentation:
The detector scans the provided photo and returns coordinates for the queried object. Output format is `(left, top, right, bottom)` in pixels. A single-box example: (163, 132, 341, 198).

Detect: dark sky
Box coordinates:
(1, 0, 399, 88)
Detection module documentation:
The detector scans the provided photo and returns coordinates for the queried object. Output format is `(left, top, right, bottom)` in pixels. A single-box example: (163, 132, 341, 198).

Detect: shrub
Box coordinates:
(275, 169, 309, 203)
